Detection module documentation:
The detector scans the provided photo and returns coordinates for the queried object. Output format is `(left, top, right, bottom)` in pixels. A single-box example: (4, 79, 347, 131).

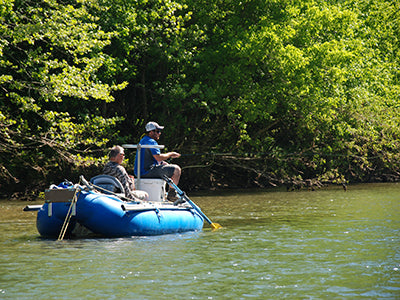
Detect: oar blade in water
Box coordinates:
(211, 222, 222, 230)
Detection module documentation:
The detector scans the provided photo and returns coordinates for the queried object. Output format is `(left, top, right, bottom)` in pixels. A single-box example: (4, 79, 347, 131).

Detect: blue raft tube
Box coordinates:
(34, 177, 204, 238)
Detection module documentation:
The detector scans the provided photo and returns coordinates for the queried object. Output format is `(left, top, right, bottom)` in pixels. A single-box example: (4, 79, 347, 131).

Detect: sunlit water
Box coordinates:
(1, 183, 399, 299)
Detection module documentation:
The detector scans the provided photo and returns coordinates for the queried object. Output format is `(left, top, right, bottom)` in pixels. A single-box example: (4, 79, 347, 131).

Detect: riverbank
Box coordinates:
(3, 172, 400, 202)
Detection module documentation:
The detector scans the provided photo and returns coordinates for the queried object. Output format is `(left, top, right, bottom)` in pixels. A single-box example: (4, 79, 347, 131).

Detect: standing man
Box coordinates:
(104, 145, 149, 201)
(134, 121, 181, 201)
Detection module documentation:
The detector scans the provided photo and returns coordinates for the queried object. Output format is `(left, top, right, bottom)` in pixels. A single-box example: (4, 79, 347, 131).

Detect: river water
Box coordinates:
(0, 183, 399, 299)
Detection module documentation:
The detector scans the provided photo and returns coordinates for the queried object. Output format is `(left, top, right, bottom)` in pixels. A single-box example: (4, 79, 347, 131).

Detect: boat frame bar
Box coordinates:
(122, 144, 164, 189)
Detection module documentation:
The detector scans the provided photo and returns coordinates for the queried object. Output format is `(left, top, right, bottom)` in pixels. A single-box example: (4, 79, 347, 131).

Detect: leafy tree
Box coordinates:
(1, 0, 400, 196)
(0, 0, 124, 195)
(171, 0, 400, 187)
(86, 0, 200, 142)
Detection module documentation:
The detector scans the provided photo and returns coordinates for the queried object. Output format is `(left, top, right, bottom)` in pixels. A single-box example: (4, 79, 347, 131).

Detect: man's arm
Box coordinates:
(114, 166, 134, 194)
(153, 152, 181, 162)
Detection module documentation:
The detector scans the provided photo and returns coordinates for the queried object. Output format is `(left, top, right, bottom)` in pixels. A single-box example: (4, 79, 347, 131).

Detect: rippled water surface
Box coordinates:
(1, 183, 399, 299)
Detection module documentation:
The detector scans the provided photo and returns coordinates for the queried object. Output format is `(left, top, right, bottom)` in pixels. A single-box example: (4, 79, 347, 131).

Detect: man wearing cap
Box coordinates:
(134, 121, 181, 201)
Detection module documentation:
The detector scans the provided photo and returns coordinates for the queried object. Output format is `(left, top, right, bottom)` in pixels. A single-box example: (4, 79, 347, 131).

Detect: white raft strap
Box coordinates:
(121, 204, 157, 212)
(121, 203, 192, 212)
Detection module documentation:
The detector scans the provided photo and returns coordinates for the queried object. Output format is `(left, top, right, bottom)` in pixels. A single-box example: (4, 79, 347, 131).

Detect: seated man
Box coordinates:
(103, 145, 149, 201)
(134, 121, 181, 201)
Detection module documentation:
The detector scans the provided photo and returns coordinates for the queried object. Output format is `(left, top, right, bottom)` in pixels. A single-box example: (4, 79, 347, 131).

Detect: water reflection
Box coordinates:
(1, 183, 399, 299)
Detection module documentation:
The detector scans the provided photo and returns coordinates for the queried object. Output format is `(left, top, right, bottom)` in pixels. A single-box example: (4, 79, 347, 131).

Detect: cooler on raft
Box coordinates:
(123, 143, 169, 202)
(136, 178, 167, 202)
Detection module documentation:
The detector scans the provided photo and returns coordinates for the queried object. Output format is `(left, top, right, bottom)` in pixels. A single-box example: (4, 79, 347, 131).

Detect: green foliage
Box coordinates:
(0, 0, 124, 192)
(173, 0, 400, 185)
(1, 0, 400, 196)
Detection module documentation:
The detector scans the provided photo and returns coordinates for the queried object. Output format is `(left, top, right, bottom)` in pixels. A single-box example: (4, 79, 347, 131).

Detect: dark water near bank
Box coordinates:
(1, 183, 399, 299)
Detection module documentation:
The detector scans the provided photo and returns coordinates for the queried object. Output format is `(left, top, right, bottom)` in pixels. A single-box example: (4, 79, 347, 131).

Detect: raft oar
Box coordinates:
(163, 176, 222, 230)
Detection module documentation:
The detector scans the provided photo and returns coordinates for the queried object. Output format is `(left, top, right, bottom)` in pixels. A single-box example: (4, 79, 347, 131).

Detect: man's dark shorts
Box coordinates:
(142, 164, 176, 179)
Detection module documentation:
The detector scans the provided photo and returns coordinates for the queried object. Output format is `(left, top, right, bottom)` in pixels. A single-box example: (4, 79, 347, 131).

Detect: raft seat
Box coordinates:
(90, 174, 125, 198)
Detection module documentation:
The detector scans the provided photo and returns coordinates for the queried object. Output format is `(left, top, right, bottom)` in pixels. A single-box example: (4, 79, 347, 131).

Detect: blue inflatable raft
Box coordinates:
(33, 177, 204, 238)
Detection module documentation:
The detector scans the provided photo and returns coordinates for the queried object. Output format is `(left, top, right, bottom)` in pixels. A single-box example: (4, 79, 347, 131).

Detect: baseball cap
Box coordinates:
(145, 121, 164, 132)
